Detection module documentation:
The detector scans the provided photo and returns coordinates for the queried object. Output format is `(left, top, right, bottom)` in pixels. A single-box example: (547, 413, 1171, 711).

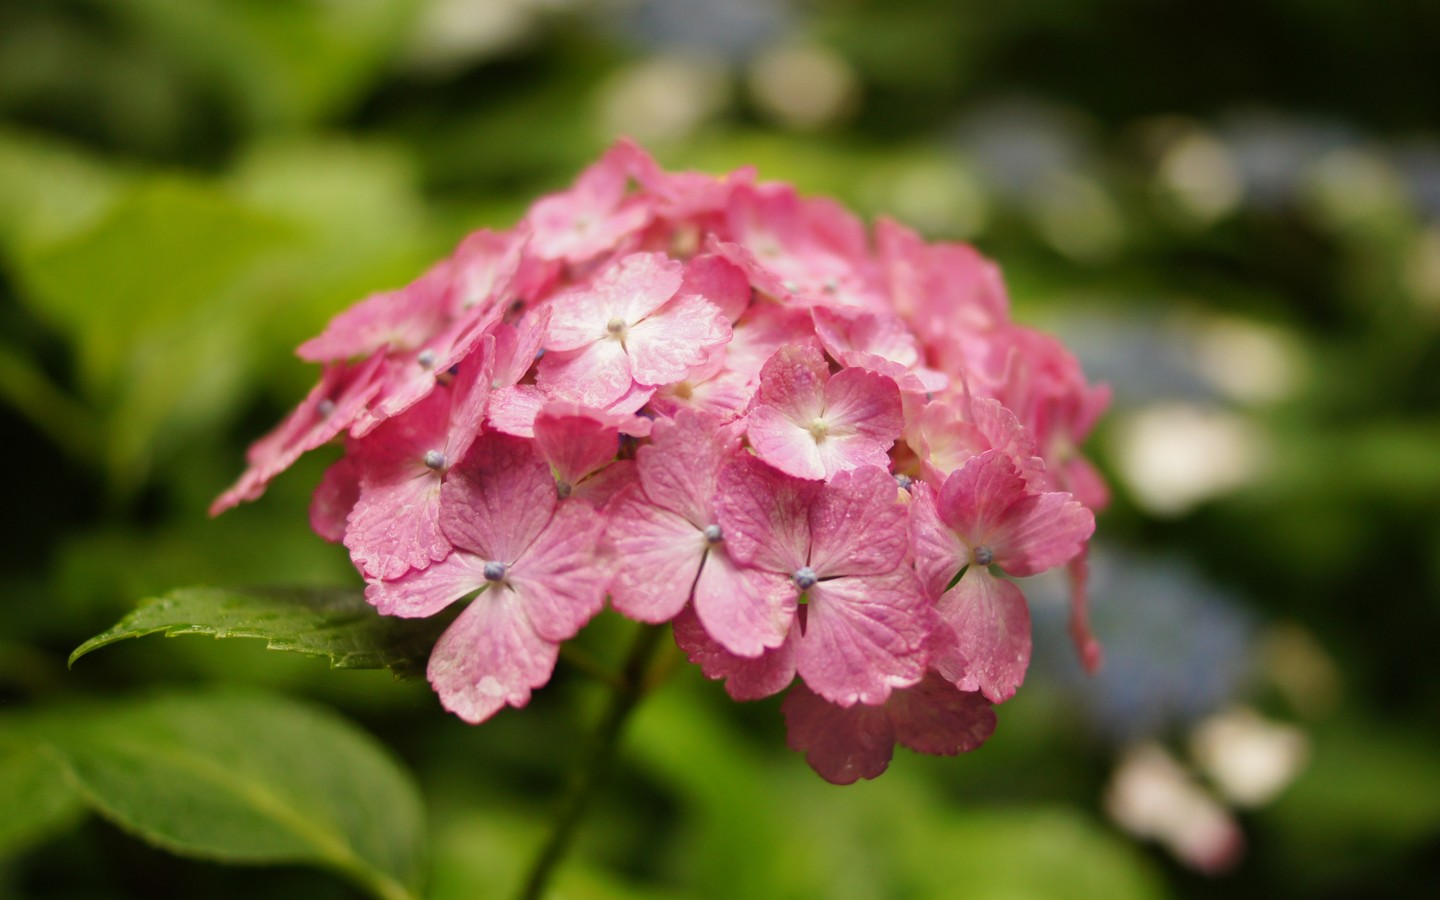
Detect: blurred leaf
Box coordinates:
(16, 177, 292, 386)
(0, 739, 86, 859)
(100, 0, 421, 130)
(0, 126, 134, 252)
(30, 689, 426, 900)
(12, 177, 293, 487)
(71, 586, 452, 678)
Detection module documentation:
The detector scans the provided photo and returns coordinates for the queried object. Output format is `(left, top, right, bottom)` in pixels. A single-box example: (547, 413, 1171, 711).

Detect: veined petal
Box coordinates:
(672, 605, 797, 701)
(636, 409, 739, 527)
(344, 471, 447, 582)
(907, 483, 970, 600)
(781, 683, 895, 785)
(933, 570, 1031, 704)
(605, 486, 707, 624)
(888, 675, 996, 756)
(626, 294, 731, 387)
(366, 551, 491, 618)
(989, 491, 1095, 577)
(797, 569, 930, 707)
(936, 449, 1030, 544)
(806, 466, 908, 579)
(823, 367, 903, 445)
(508, 499, 608, 643)
(693, 549, 796, 657)
(536, 340, 634, 409)
(440, 434, 556, 564)
(533, 402, 621, 489)
(744, 405, 827, 480)
(427, 588, 560, 724)
(714, 454, 817, 572)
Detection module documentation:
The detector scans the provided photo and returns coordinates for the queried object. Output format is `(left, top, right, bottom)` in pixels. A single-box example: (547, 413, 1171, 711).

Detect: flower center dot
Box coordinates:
(416, 349, 437, 370)
(793, 566, 818, 589)
(423, 450, 447, 471)
(973, 545, 994, 567)
(483, 561, 507, 582)
(606, 317, 627, 339)
(704, 524, 723, 543)
(807, 419, 829, 442)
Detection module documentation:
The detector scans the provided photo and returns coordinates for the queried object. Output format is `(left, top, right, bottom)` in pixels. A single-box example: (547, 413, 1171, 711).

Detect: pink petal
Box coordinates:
(570, 458, 638, 508)
(508, 499, 608, 643)
(797, 569, 931, 707)
(681, 253, 751, 322)
(988, 490, 1094, 577)
(781, 683, 895, 785)
(743, 405, 826, 480)
(491, 315, 547, 388)
(344, 471, 447, 582)
(752, 343, 828, 420)
(671, 605, 797, 701)
(1066, 552, 1104, 673)
(888, 674, 997, 756)
(935, 449, 1029, 545)
(297, 262, 450, 362)
(487, 384, 546, 438)
(439, 434, 556, 565)
(692, 548, 796, 657)
(365, 550, 491, 618)
(822, 366, 903, 446)
(625, 293, 732, 387)
(536, 338, 634, 409)
(806, 466, 908, 579)
(309, 456, 359, 543)
(907, 483, 970, 600)
(442, 338, 496, 465)
(210, 355, 383, 515)
(532, 402, 621, 490)
(933, 570, 1031, 703)
(714, 454, 818, 572)
(605, 486, 706, 624)
(637, 409, 740, 527)
(427, 588, 560, 724)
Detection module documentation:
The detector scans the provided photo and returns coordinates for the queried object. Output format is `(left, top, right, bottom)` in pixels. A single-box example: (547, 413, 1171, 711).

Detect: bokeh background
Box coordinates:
(3, 1, 1439, 898)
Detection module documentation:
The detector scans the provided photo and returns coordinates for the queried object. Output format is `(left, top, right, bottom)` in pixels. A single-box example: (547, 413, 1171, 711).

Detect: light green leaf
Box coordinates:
(33, 689, 426, 900)
(0, 739, 86, 858)
(70, 586, 453, 678)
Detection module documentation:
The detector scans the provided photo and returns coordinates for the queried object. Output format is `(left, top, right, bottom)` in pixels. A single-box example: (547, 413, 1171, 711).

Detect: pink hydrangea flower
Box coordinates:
(215, 139, 1112, 781)
(366, 433, 609, 723)
(712, 457, 933, 706)
(744, 343, 903, 481)
(537, 252, 731, 408)
(909, 449, 1094, 702)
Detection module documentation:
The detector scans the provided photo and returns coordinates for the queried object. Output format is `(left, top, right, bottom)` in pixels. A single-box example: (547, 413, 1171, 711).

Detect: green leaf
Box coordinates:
(33, 689, 426, 900)
(0, 739, 86, 858)
(70, 586, 453, 678)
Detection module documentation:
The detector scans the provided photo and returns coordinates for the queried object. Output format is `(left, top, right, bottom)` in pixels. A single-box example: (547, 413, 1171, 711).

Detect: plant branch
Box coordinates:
(516, 622, 668, 900)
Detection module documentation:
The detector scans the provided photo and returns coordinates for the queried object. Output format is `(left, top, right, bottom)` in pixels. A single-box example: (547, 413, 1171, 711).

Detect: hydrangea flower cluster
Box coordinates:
(214, 141, 1109, 784)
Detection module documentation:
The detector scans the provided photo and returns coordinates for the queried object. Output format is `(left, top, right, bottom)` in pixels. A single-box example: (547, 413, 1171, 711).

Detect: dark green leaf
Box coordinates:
(34, 689, 426, 900)
(70, 586, 453, 678)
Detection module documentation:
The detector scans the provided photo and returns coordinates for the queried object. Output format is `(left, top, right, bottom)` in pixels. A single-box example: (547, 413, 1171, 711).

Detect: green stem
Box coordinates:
(516, 622, 668, 900)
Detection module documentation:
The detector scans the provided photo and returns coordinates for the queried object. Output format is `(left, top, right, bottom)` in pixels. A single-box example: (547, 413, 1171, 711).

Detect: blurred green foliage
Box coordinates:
(2, 1, 1438, 898)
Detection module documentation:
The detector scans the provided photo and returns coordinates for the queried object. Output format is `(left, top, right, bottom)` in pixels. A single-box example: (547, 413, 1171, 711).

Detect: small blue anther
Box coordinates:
(423, 450, 447, 470)
(483, 561, 507, 581)
(416, 349, 437, 370)
(793, 566, 818, 590)
(317, 398, 337, 418)
(972, 545, 994, 567)
(894, 474, 913, 492)
(704, 524, 723, 543)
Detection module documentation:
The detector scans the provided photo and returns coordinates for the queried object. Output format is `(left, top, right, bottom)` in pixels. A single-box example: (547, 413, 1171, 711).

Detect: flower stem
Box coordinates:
(516, 622, 668, 900)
